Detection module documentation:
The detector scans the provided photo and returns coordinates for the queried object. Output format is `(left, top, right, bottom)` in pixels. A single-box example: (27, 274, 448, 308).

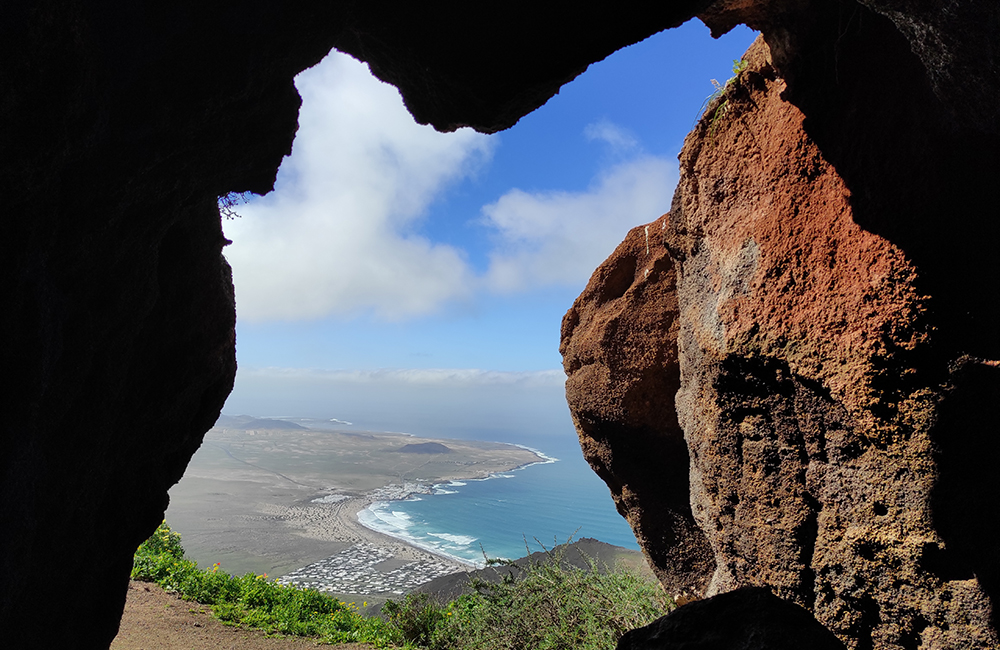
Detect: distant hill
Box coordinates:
(396, 442, 452, 454)
(214, 415, 307, 430)
(413, 538, 653, 605)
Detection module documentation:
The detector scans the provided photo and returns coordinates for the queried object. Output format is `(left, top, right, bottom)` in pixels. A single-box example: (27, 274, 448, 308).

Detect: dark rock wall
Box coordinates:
(1, 5, 326, 647)
(0, 2, 706, 648)
(617, 587, 848, 650)
(329, 0, 717, 132)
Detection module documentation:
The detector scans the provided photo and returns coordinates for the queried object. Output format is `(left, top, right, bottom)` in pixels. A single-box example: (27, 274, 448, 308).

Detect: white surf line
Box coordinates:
(356, 501, 481, 568)
(351, 446, 556, 568)
(508, 443, 559, 467)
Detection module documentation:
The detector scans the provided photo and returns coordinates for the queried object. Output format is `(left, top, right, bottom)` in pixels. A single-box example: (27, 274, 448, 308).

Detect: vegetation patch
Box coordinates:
(382, 543, 673, 650)
(705, 58, 750, 144)
(131, 521, 401, 646)
(132, 524, 671, 649)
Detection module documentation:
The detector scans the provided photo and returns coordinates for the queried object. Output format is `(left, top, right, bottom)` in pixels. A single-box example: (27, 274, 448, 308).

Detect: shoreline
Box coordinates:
(270, 493, 474, 597)
(351, 446, 556, 567)
(169, 426, 550, 596)
(273, 447, 554, 593)
(277, 491, 475, 568)
(505, 443, 559, 470)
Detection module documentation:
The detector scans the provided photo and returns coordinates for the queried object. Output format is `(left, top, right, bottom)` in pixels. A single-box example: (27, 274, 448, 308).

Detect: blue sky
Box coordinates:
(221, 20, 758, 432)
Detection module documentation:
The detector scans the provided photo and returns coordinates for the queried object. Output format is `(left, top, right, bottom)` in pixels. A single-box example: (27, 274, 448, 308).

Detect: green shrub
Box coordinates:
(383, 543, 673, 650)
(131, 521, 402, 646)
(703, 57, 751, 145)
(383, 593, 451, 646)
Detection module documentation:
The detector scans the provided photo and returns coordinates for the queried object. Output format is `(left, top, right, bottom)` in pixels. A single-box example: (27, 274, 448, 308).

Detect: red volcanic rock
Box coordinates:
(667, 38, 998, 648)
(563, 35, 1000, 649)
(561, 214, 714, 597)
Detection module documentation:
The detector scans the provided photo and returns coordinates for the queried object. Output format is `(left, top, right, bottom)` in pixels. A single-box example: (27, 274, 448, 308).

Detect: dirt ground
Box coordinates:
(110, 581, 370, 650)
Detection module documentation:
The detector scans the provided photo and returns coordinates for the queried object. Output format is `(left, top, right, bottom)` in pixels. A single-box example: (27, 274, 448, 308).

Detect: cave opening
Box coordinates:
(8, 2, 1000, 647)
(161, 20, 756, 585)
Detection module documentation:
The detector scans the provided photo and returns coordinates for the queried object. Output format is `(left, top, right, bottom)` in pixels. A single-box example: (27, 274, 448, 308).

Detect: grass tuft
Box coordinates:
(703, 57, 750, 145)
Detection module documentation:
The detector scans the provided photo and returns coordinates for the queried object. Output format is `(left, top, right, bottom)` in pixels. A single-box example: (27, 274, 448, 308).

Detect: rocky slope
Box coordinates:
(563, 35, 999, 649)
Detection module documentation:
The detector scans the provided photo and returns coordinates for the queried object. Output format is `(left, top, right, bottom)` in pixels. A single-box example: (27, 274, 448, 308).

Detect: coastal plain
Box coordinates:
(165, 419, 543, 603)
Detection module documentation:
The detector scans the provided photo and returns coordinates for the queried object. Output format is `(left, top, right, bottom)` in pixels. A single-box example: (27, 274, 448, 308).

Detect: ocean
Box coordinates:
(355, 437, 639, 566)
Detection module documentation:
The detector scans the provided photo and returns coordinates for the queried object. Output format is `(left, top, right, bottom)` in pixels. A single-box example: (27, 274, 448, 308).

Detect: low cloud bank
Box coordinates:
(237, 366, 565, 386)
(224, 366, 572, 442)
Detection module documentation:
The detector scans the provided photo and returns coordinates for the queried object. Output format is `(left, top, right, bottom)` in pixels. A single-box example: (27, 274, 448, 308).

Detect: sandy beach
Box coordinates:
(269, 493, 473, 596)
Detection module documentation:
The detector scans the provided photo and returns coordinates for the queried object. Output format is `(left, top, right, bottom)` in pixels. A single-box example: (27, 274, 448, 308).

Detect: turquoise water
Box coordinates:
(356, 438, 638, 566)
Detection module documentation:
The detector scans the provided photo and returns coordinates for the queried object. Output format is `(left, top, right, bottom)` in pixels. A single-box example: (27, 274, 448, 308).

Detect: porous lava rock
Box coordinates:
(616, 586, 847, 650)
(564, 33, 1000, 650)
(561, 214, 714, 597)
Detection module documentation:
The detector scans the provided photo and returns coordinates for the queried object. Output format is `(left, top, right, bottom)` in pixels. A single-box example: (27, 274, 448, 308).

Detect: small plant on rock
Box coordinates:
(705, 58, 750, 144)
(218, 191, 253, 219)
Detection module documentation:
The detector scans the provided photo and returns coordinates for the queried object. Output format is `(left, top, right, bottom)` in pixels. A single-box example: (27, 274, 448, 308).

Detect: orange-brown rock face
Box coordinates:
(561, 214, 714, 597)
(563, 36, 1000, 649)
(670, 39, 998, 649)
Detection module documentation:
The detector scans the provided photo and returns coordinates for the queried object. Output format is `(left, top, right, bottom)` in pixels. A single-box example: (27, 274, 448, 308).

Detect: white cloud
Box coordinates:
(224, 53, 676, 323)
(223, 51, 493, 322)
(480, 155, 677, 293)
(583, 119, 639, 153)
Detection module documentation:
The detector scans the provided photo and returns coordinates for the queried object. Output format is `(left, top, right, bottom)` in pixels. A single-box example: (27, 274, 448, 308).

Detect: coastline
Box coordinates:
(298, 490, 477, 567)
(506, 443, 560, 469)
(351, 446, 557, 567)
(268, 452, 555, 594)
(267, 492, 473, 597)
(168, 425, 549, 597)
